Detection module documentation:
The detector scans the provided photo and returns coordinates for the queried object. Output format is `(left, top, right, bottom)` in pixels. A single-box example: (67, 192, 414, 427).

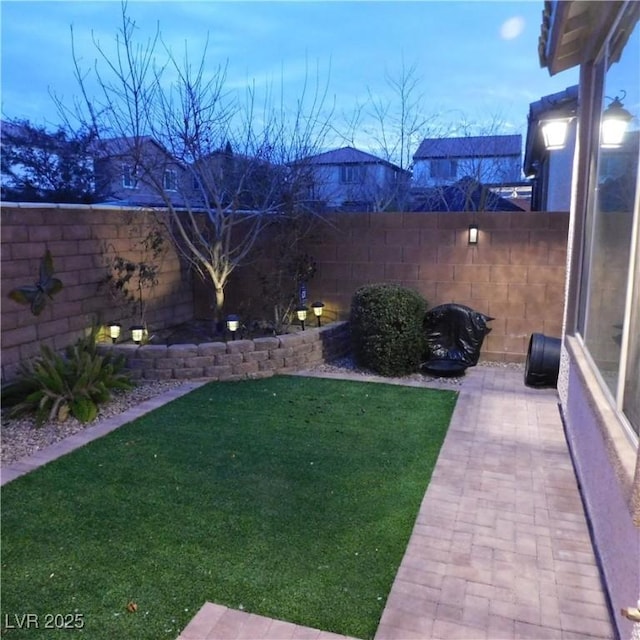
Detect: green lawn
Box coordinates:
(1, 375, 457, 639)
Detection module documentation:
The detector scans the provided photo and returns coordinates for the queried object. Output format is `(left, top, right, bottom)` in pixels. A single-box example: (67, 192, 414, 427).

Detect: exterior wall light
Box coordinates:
(311, 301, 325, 327)
(131, 325, 144, 344)
(601, 94, 633, 148)
(296, 306, 308, 331)
(468, 224, 479, 245)
(109, 322, 122, 343)
(541, 117, 572, 150)
(226, 314, 240, 340)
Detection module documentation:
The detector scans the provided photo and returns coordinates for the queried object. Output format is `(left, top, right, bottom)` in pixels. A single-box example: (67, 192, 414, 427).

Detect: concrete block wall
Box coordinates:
(0, 204, 193, 380)
(97, 321, 350, 381)
(227, 211, 569, 363)
(2, 205, 568, 379)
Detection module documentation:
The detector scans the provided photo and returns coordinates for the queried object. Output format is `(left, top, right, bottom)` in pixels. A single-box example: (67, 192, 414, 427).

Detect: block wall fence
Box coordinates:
(223, 210, 570, 363)
(1, 204, 193, 381)
(1, 204, 569, 381)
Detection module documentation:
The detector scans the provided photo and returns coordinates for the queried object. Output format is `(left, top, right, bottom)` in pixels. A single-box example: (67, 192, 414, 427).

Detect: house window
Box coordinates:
(577, 18, 639, 436)
(164, 169, 178, 191)
(430, 159, 457, 179)
(122, 164, 137, 189)
(340, 165, 365, 184)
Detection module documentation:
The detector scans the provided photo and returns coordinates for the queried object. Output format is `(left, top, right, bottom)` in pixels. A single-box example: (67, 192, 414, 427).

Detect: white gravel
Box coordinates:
(1, 380, 185, 465)
(1, 357, 523, 466)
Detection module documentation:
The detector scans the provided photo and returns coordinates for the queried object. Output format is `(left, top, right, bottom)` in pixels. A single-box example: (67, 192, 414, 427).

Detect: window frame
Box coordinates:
(122, 164, 138, 189)
(574, 15, 640, 443)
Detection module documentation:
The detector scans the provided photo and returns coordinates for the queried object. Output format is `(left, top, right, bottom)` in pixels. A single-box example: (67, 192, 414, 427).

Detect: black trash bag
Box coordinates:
(422, 303, 493, 367)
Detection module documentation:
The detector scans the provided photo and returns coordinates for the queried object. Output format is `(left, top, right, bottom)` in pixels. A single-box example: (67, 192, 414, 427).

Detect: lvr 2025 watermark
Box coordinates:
(3, 613, 85, 630)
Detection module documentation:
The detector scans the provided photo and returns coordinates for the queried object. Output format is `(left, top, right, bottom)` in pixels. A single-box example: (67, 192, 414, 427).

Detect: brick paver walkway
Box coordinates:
(1, 366, 615, 640)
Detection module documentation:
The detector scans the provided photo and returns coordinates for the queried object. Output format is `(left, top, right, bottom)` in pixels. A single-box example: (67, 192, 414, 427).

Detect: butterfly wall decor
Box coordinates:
(8, 249, 64, 316)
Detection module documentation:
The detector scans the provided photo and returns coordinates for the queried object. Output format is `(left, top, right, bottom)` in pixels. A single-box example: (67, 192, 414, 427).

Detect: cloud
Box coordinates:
(500, 16, 525, 40)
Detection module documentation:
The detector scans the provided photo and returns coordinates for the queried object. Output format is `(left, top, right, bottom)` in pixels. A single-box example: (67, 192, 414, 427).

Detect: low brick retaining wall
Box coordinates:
(97, 321, 350, 381)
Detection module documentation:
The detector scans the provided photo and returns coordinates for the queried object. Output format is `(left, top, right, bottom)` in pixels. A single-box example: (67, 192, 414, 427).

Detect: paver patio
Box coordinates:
(1, 366, 615, 640)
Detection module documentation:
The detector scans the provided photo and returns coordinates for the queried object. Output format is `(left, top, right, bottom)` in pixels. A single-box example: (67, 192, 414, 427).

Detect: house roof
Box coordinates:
(92, 135, 170, 158)
(413, 134, 522, 160)
(410, 177, 525, 212)
(301, 146, 405, 171)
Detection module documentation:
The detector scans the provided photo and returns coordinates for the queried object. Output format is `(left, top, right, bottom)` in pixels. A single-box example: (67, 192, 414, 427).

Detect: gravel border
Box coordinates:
(1, 358, 523, 466)
(1, 380, 185, 465)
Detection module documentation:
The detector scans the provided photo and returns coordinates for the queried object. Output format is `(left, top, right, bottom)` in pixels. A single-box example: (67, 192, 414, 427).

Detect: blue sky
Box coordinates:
(1, 0, 580, 154)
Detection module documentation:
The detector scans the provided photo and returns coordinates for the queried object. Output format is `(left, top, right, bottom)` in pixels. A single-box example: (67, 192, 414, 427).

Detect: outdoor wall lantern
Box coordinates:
(601, 94, 633, 148)
(468, 224, 479, 245)
(311, 301, 325, 327)
(296, 306, 308, 331)
(131, 325, 144, 344)
(226, 314, 240, 340)
(109, 322, 122, 343)
(541, 115, 573, 150)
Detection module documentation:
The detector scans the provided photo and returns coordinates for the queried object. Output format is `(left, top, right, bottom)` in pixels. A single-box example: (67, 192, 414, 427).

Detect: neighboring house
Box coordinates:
(412, 134, 522, 188)
(93, 136, 189, 207)
(297, 146, 410, 212)
(537, 2, 639, 639)
(409, 176, 525, 212)
(523, 85, 578, 210)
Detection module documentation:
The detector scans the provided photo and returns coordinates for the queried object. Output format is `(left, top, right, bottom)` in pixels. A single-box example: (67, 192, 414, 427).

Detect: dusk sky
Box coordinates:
(1, 1, 580, 154)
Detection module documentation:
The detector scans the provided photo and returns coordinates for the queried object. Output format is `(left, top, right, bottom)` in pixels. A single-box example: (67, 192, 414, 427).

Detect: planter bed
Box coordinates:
(97, 321, 350, 381)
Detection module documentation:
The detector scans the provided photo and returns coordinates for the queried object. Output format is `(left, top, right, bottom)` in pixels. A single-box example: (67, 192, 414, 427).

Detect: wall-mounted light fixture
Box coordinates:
(296, 306, 308, 331)
(541, 114, 573, 150)
(226, 314, 240, 340)
(311, 301, 325, 327)
(601, 93, 633, 148)
(109, 322, 121, 343)
(468, 223, 479, 245)
(131, 325, 144, 344)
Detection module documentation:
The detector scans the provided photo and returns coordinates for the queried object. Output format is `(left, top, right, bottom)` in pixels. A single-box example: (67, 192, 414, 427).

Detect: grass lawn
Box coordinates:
(1, 375, 457, 640)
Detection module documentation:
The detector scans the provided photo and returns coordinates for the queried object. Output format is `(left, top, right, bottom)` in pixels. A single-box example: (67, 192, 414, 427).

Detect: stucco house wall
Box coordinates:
(539, 3, 640, 638)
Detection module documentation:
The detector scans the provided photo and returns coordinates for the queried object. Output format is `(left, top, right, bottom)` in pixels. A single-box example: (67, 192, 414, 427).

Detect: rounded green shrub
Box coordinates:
(350, 283, 427, 376)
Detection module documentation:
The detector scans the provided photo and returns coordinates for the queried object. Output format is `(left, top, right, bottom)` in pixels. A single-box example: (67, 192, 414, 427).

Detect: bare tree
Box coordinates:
(336, 56, 438, 211)
(61, 2, 333, 319)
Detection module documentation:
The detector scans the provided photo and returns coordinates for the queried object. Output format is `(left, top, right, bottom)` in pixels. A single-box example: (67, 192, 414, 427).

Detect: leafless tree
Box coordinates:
(60, 2, 333, 319)
(337, 56, 439, 211)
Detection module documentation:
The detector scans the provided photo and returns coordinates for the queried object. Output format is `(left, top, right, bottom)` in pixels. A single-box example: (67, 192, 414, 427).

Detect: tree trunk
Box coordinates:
(215, 286, 225, 315)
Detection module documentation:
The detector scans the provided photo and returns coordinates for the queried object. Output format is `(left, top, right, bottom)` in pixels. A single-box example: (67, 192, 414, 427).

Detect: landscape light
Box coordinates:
(131, 325, 144, 344)
(226, 314, 240, 340)
(311, 301, 325, 327)
(296, 306, 308, 331)
(109, 322, 121, 343)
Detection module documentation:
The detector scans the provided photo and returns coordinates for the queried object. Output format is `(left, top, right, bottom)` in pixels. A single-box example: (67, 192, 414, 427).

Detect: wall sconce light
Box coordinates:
(296, 306, 308, 331)
(109, 322, 121, 343)
(541, 116, 572, 150)
(131, 325, 144, 344)
(601, 93, 633, 148)
(311, 301, 325, 327)
(468, 224, 479, 245)
(226, 314, 240, 340)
